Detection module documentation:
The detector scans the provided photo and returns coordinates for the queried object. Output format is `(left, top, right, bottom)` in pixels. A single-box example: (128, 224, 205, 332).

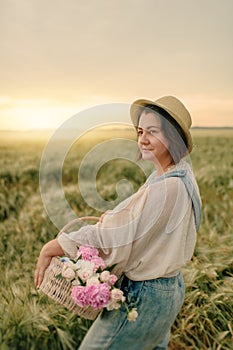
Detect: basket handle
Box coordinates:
(58, 216, 100, 237)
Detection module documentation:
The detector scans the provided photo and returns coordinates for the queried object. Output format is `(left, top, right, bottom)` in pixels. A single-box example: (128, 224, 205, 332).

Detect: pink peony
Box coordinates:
(86, 283, 111, 309)
(108, 274, 118, 285)
(77, 245, 99, 261)
(71, 286, 88, 307)
(99, 271, 117, 285)
(91, 256, 106, 271)
(60, 245, 139, 321)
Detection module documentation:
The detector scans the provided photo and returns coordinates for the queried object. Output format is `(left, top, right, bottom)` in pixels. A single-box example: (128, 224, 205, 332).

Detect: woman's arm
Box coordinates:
(34, 239, 64, 289)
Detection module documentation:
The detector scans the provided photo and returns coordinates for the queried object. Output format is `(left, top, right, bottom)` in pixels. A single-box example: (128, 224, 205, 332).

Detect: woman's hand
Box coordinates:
(34, 239, 65, 289)
(34, 253, 52, 289)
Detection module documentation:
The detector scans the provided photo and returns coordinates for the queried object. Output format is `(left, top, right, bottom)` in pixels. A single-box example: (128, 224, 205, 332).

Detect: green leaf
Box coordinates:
(78, 276, 85, 286)
(106, 263, 117, 272)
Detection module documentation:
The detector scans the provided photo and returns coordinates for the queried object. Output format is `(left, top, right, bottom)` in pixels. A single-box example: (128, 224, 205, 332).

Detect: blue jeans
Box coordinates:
(79, 273, 185, 350)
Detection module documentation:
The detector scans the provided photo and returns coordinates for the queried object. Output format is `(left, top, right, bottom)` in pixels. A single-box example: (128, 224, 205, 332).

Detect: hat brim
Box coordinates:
(130, 99, 193, 153)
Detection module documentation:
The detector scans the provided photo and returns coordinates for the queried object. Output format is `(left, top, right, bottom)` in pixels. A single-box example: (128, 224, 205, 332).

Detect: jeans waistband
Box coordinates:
(122, 271, 181, 287)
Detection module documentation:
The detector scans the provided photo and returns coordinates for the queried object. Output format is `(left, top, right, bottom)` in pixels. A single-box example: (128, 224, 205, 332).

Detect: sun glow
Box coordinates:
(0, 98, 90, 130)
(0, 95, 233, 130)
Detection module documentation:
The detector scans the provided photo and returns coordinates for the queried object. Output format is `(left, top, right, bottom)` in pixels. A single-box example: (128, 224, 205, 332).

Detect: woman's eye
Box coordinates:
(150, 129, 158, 135)
(137, 130, 143, 136)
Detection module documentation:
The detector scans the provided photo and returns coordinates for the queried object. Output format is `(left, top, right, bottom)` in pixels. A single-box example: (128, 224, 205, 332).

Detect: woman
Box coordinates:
(35, 96, 202, 349)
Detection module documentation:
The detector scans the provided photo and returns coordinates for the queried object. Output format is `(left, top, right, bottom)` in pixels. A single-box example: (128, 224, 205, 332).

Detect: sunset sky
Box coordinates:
(1, 0, 233, 130)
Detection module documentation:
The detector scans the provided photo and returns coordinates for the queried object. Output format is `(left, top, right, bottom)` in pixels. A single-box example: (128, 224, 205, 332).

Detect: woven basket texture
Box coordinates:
(39, 217, 100, 320)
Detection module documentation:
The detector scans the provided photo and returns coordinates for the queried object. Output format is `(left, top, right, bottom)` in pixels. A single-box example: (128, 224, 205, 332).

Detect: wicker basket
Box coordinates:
(39, 216, 101, 320)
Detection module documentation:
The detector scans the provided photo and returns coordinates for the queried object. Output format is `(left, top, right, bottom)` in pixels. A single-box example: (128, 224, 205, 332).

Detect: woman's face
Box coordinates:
(137, 111, 171, 167)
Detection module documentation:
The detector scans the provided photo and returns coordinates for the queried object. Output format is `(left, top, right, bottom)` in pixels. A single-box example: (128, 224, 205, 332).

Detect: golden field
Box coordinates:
(0, 128, 233, 349)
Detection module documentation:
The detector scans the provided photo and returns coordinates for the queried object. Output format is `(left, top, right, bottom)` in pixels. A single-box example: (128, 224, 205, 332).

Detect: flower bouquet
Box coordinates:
(57, 245, 138, 322)
(38, 216, 138, 321)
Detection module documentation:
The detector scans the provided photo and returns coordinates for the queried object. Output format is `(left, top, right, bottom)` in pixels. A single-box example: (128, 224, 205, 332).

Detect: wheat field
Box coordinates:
(0, 128, 233, 349)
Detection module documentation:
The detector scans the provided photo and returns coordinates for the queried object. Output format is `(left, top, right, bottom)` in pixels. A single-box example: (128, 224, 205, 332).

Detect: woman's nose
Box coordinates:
(139, 131, 149, 144)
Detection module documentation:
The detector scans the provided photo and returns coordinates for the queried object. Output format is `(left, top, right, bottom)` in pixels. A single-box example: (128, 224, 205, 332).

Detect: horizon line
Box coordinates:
(0, 125, 233, 132)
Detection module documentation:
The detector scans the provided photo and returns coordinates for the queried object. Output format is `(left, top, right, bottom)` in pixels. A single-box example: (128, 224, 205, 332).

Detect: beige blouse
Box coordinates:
(58, 161, 198, 280)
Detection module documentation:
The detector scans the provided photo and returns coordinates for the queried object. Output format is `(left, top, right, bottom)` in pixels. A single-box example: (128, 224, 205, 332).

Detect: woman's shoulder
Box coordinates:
(146, 160, 191, 185)
(145, 160, 195, 199)
(145, 173, 188, 207)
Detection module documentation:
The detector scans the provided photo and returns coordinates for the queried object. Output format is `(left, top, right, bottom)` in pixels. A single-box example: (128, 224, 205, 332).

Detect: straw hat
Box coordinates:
(130, 96, 193, 152)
